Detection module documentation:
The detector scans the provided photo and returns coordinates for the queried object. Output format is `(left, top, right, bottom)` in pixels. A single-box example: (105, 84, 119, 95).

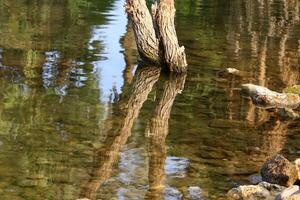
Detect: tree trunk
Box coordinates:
(125, 0, 160, 63)
(152, 0, 187, 72)
(125, 0, 187, 73)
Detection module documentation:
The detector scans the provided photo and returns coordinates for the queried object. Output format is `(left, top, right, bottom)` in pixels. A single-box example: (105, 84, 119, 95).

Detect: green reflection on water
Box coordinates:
(0, 0, 300, 199)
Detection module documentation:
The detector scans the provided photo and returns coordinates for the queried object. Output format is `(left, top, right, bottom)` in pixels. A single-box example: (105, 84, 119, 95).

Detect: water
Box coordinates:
(0, 0, 300, 199)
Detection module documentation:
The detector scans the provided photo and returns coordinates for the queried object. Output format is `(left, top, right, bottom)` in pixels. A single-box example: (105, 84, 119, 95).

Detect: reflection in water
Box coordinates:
(81, 65, 161, 199)
(0, 0, 300, 199)
(89, 0, 128, 101)
(223, 0, 300, 159)
(146, 73, 186, 200)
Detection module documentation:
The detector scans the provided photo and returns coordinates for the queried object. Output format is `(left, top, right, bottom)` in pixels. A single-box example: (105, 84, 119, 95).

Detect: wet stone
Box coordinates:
(261, 155, 298, 187)
(164, 187, 183, 200)
(187, 186, 204, 200)
(227, 182, 285, 200)
(248, 175, 262, 185)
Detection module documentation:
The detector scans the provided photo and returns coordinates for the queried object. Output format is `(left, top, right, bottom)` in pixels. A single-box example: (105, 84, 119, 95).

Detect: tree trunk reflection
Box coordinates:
(80, 65, 161, 199)
(145, 73, 186, 200)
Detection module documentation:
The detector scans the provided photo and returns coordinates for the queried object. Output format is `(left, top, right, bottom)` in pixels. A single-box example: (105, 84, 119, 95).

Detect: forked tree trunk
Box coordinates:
(80, 66, 161, 200)
(146, 73, 186, 199)
(125, 0, 188, 73)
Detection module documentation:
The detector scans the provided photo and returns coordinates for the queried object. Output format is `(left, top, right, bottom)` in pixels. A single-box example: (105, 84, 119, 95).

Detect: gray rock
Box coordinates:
(227, 182, 285, 200)
(188, 186, 204, 200)
(164, 187, 183, 200)
(258, 182, 286, 193)
(261, 154, 298, 187)
(249, 175, 263, 185)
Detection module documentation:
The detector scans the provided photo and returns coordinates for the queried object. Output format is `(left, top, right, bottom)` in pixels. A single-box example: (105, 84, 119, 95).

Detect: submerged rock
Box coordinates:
(218, 68, 242, 77)
(187, 186, 204, 200)
(227, 182, 285, 200)
(261, 154, 298, 187)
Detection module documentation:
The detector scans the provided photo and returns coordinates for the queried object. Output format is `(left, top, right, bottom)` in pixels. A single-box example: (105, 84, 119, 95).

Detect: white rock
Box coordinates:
(227, 182, 285, 200)
(276, 185, 299, 199)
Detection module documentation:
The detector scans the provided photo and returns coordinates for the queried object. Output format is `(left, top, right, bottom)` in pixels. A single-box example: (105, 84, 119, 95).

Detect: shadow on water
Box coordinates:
(0, 0, 300, 199)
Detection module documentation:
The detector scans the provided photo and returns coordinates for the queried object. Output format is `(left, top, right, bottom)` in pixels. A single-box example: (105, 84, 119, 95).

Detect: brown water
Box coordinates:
(0, 0, 300, 199)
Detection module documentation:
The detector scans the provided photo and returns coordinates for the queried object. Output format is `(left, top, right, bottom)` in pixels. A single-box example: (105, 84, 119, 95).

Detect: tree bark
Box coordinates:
(125, 0, 187, 73)
(152, 0, 187, 72)
(125, 0, 160, 63)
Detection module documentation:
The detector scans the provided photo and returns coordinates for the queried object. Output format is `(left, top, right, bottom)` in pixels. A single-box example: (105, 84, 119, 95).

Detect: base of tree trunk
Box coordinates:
(125, 0, 187, 73)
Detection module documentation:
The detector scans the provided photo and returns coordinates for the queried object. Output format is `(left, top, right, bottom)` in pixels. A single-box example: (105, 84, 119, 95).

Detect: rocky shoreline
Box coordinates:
(227, 154, 300, 200)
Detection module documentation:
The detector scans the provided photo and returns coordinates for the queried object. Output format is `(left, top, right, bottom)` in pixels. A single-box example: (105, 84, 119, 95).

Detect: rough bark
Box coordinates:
(125, 0, 160, 63)
(125, 0, 187, 73)
(241, 84, 300, 109)
(152, 0, 187, 72)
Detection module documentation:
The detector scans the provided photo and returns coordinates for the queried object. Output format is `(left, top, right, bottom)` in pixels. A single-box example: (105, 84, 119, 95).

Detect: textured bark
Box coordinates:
(125, 0, 160, 63)
(125, 0, 188, 73)
(152, 0, 187, 72)
(80, 66, 161, 200)
(146, 73, 186, 199)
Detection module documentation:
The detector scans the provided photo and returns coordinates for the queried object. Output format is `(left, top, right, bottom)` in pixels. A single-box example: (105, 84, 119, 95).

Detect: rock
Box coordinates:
(295, 159, 300, 180)
(187, 186, 204, 200)
(241, 84, 300, 109)
(249, 175, 263, 185)
(218, 68, 242, 76)
(285, 192, 300, 200)
(261, 154, 298, 187)
(258, 181, 286, 192)
(227, 185, 270, 200)
(275, 185, 300, 200)
(164, 187, 183, 199)
(227, 182, 285, 200)
(278, 108, 300, 120)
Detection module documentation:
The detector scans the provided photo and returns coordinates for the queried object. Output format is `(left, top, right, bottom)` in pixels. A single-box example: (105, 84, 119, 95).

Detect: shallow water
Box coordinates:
(0, 0, 300, 199)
